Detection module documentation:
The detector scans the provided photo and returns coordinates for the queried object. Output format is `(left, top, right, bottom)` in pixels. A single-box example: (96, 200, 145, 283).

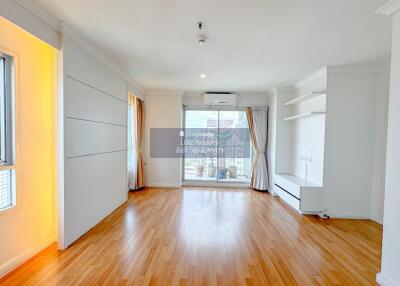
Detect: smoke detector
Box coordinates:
(196, 22, 207, 45)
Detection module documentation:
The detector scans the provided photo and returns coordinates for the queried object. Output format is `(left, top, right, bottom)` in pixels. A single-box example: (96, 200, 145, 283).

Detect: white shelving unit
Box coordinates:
(283, 111, 325, 121)
(272, 72, 327, 215)
(272, 66, 387, 218)
(284, 91, 326, 106)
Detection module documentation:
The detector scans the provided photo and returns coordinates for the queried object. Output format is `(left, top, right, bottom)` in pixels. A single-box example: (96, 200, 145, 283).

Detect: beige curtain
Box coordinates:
(128, 95, 137, 189)
(135, 97, 145, 189)
(245, 107, 269, 191)
(127, 94, 144, 190)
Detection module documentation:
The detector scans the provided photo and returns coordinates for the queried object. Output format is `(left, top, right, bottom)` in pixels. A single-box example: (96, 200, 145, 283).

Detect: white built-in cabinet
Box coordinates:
(272, 70, 327, 214)
(271, 66, 386, 218)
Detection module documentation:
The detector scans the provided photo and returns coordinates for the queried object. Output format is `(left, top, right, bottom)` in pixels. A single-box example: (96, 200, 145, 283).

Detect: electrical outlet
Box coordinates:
(319, 209, 330, 219)
(300, 155, 308, 161)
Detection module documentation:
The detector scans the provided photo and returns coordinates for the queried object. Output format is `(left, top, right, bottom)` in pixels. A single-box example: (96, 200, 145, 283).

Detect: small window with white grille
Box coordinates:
(0, 52, 15, 212)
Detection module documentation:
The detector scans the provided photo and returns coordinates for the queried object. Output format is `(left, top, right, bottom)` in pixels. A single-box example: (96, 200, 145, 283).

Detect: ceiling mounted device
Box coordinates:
(197, 22, 207, 45)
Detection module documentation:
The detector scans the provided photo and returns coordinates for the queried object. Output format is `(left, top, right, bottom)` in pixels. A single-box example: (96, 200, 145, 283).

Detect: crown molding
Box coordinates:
(128, 82, 145, 98)
(1, 0, 59, 48)
(327, 63, 390, 74)
(60, 23, 144, 96)
(7, 0, 144, 95)
(274, 60, 388, 93)
(294, 67, 327, 89)
(239, 92, 269, 98)
(375, 0, 400, 15)
(271, 86, 295, 97)
(14, 0, 59, 30)
(145, 91, 184, 97)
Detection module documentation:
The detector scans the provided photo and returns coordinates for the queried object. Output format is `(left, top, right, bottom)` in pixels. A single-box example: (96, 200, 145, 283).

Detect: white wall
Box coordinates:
(0, 17, 57, 277)
(0, 0, 59, 49)
(370, 66, 390, 224)
(378, 9, 400, 286)
(291, 75, 327, 185)
(268, 94, 277, 190)
(323, 67, 387, 218)
(60, 36, 129, 248)
(272, 88, 294, 177)
(144, 92, 183, 187)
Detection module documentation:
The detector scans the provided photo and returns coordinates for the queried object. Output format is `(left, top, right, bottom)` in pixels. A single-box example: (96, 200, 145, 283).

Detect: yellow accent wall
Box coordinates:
(0, 17, 57, 276)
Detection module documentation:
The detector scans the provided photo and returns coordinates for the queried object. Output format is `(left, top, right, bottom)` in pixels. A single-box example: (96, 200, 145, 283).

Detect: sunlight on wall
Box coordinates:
(0, 16, 57, 277)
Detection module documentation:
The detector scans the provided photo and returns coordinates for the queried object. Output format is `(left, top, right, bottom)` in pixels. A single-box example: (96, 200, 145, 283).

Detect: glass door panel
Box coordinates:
(183, 110, 218, 181)
(183, 109, 251, 184)
(218, 111, 251, 183)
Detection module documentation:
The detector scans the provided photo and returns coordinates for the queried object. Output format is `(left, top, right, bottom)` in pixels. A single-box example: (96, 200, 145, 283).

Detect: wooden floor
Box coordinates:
(0, 187, 382, 286)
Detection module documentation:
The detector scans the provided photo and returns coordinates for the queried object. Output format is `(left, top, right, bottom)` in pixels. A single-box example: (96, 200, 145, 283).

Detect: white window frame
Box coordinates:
(0, 52, 16, 212)
(182, 106, 252, 184)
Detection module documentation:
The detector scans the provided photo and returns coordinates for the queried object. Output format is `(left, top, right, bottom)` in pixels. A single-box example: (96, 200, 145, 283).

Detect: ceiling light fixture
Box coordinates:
(200, 74, 207, 78)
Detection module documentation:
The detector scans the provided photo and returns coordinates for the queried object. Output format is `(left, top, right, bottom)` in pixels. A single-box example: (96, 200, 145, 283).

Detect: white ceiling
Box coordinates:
(34, 0, 392, 92)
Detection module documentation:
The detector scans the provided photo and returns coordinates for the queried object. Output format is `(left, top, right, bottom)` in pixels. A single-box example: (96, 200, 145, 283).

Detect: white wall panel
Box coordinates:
(63, 39, 127, 102)
(61, 37, 128, 248)
(379, 9, 400, 286)
(64, 118, 126, 158)
(370, 67, 390, 224)
(64, 151, 127, 246)
(64, 76, 126, 125)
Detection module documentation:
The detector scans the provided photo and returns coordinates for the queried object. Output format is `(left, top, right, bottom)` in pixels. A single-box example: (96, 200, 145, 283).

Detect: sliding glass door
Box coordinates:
(183, 110, 218, 182)
(183, 108, 251, 183)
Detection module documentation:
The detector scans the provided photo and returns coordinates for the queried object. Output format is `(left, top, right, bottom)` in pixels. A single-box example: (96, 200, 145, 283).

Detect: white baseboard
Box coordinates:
(328, 211, 370, 220)
(370, 216, 384, 225)
(145, 182, 182, 188)
(370, 213, 384, 225)
(328, 211, 383, 224)
(377, 272, 399, 286)
(182, 181, 250, 188)
(0, 235, 55, 279)
(146, 181, 251, 189)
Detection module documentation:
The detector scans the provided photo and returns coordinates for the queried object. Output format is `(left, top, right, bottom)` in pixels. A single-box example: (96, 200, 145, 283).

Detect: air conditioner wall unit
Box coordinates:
(203, 92, 238, 106)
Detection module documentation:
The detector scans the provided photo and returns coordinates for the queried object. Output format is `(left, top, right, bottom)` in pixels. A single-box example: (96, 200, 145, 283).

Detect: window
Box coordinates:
(183, 109, 252, 183)
(0, 52, 15, 211)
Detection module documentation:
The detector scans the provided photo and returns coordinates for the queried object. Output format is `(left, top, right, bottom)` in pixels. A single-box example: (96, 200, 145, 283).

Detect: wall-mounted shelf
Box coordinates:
(283, 112, 325, 121)
(284, 92, 326, 106)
